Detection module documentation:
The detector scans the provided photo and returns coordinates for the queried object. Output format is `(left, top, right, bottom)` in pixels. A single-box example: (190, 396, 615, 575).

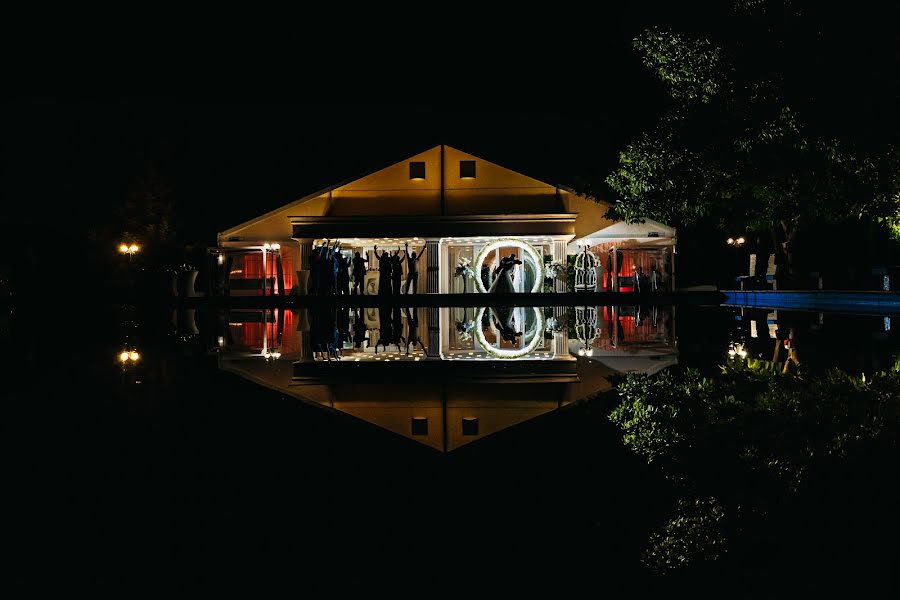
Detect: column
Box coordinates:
(554, 330, 568, 357)
(275, 253, 285, 296)
(427, 306, 440, 357)
(426, 240, 439, 294)
(553, 240, 568, 293)
(294, 238, 313, 295)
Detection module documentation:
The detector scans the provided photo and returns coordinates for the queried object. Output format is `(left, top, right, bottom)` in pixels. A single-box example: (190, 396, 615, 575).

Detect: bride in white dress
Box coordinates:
(488, 253, 521, 294)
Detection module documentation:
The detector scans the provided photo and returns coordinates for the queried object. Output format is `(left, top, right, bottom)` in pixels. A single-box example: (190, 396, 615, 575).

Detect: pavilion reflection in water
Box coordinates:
(212, 305, 676, 451)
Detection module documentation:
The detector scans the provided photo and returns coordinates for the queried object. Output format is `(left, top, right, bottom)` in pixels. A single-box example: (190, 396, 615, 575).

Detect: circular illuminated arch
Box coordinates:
(473, 238, 545, 294)
(474, 307, 546, 359)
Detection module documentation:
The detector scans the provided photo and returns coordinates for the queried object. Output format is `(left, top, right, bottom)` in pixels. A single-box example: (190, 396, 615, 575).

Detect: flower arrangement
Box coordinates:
(454, 256, 475, 279)
(545, 261, 566, 279)
(455, 319, 476, 342)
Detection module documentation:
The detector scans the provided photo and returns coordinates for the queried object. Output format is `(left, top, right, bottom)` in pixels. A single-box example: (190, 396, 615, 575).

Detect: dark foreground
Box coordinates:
(3, 303, 899, 592)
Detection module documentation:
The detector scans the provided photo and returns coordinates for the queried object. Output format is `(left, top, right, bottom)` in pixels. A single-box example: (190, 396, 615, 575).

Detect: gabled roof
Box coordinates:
(219, 144, 588, 239)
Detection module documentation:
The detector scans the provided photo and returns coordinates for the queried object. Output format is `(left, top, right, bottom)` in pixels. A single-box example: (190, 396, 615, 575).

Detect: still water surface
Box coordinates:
(6, 303, 899, 589)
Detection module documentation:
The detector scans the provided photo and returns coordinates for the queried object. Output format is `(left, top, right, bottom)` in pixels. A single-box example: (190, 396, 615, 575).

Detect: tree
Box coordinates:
(603, 1, 899, 274)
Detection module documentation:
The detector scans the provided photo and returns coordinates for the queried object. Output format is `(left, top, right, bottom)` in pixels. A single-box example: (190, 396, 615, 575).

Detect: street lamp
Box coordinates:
(119, 242, 140, 264)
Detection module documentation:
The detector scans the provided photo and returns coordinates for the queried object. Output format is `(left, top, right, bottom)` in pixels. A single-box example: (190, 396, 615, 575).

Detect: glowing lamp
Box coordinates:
(726, 238, 734, 245)
(129, 244, 139, 253)
(129, 351, 139, 361)
(119, 244, 130, 253)
(736, 237, 745, 245)
(119, 351, 130, 362)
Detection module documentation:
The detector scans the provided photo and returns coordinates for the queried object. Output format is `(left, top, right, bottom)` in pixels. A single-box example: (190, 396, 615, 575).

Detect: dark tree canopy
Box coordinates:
(603, 0, 899, 255)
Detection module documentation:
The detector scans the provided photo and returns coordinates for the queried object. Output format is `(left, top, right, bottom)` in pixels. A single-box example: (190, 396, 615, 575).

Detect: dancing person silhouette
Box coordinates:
(390, 248, 404, 296)
(351, 251, 368, 295)
(373, 245, 393, 296)
(402, 243, 427, 294)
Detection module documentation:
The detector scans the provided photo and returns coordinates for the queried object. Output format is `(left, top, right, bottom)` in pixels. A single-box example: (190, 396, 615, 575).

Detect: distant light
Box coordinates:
(264, 243, 271, 250)
(129, 244, 139, 253)
(129, 351, 140, 361)
(272, 243, 280, 250)
(578, 348, 585, 356)
(726, 238, 734, 245)
(585, 349, 593, 356)
(119, 244, 129, 253)
(119, 351, 130, 362)
(736, 237, 745, 245)
(217, 254, 225, 265)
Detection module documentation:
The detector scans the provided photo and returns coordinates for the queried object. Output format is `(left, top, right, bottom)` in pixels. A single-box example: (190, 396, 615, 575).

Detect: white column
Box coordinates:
(426, 240, 439, 294)
(553, 240, 568, 293)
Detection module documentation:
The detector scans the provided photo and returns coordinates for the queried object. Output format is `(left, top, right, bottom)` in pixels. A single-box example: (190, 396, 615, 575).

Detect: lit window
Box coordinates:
(459, 160, 476, 179)
(409, 161, 426, 180)
(462, 417, 479, 436)
(411, 417, 428, 436)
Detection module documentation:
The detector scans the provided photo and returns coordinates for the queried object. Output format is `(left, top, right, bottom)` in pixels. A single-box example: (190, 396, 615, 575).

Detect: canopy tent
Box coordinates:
(568, 218, 675, 253)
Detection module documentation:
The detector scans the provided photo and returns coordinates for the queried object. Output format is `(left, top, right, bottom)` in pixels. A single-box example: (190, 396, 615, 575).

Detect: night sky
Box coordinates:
(3, 2, 896, 256)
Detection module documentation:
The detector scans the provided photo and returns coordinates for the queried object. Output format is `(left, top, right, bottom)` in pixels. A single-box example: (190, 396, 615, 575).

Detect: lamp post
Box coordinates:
(119, 243, 140, 264)
(119, 243, 140, 297)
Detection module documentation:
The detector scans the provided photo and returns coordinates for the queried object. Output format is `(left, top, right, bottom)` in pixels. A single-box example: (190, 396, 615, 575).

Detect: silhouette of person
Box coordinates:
(650, 264, 660, 292)
(373, 245, 393, 296)
(402, 243, 427, 294)
(491, 306, 522, 343)
(352, 307, 369, 349)
(489, 254, 521, 294)
(390, 249, 404, 295)
(404, 306, 428, 355)
(634, 266, 643, 294)
(606, 249, 623, 291)
(351, 251, 368, 295)
(309, 243, 323, 295)
(321, 239, 339, 295)
(335, 249, 350, 295)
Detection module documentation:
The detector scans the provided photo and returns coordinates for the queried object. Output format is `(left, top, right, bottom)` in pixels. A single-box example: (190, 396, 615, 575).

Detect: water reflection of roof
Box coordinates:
(292, 357, 578, 384)
(217, 353, 613, 452)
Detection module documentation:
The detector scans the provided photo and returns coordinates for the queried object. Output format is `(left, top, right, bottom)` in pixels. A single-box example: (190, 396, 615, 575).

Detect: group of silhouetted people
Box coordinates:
(373, 243, 426, 295)
(310, 241, 427, 296)
(310, 305, 429, 359)
(309, 240, 346, 296)
(631, 264, 661, 294)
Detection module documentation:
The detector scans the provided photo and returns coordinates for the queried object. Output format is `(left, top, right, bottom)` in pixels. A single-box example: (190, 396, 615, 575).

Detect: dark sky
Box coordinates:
(3, 1, 896, 250)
